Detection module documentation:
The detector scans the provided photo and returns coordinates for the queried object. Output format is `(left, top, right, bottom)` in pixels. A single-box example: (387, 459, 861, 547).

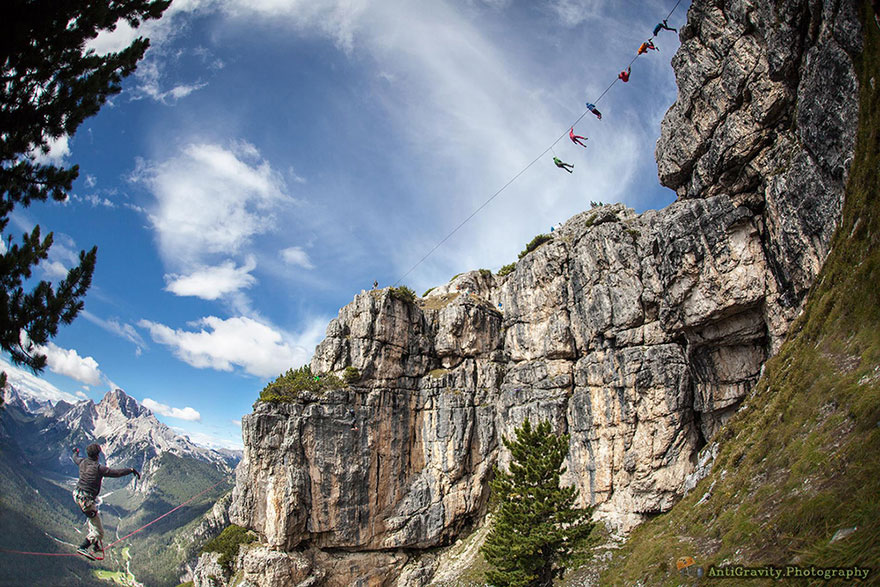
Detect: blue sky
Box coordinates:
(3, 0, 688, 450)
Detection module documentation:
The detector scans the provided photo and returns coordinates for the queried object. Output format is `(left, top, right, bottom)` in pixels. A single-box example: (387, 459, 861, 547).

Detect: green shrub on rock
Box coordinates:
(497, 263, 516, 277)
(343, 366, 361, 384)
(390, 285, 417, 303)
(518, 234, 553, 260)
(201, 524, 257, 572)
(259, 365, 343, 403)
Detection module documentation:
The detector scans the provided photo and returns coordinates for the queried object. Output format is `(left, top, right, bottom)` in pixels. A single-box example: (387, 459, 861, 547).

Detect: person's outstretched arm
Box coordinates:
(100, 464, 140, 479)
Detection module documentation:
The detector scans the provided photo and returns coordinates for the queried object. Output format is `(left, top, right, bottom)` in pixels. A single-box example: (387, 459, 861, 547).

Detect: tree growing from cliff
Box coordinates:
(481, 419, 594, 587)
(0, 0, 170, 404)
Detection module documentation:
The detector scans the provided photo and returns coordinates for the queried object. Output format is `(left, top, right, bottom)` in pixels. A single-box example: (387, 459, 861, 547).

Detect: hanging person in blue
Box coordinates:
(653, 19, 677, 35)
(72, 444, 140, 559)
(585, 102, 602, 119)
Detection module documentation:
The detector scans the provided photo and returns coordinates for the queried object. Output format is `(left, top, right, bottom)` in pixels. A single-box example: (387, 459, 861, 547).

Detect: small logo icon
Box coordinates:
(677, 556, 704, 578)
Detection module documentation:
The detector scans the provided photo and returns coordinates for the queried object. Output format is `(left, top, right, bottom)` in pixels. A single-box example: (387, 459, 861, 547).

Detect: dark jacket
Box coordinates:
(72, 454, 131, 496)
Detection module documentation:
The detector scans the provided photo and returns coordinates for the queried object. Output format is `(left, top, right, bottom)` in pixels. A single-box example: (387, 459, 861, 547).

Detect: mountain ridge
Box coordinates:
(2, 386, 236, 475)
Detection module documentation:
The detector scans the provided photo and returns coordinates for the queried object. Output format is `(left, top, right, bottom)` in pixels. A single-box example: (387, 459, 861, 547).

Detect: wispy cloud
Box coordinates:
(279, 247, 314, 270)
(142, 397, 202, 421)
(138, 315, 327, 378)
(81, 311, 149, 355)
(86, 2, 214, 103)
(547, 0, 604, 27)
(131, 59, 208, 103)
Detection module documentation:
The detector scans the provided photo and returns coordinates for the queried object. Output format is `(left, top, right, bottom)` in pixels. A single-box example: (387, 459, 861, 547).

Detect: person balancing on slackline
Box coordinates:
(72, 444, 140, 559)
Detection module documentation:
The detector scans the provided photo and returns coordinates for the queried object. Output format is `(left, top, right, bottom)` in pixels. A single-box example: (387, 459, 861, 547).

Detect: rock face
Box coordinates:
(221, 0, 862, 584)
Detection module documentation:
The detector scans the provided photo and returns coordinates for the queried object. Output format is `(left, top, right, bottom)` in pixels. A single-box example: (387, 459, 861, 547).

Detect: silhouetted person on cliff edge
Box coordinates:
(72, 444, 140, 559)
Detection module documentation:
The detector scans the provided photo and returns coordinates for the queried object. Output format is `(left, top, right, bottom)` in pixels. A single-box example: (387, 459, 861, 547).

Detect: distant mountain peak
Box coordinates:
(99, 388, 148, 419)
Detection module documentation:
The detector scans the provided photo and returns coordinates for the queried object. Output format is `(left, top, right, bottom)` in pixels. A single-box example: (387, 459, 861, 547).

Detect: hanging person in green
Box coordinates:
(72, 444, 140, 559)
(553, 157, 574, 173)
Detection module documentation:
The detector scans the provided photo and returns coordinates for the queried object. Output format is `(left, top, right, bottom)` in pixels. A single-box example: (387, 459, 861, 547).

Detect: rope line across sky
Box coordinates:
(393, 0, 686, 287)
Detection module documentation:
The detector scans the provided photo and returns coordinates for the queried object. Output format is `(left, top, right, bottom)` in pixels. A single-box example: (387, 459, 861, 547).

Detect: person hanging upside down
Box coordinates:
(585, 102, 602, 119)
(569, 127, 588, 148)
(653, 20, 677, 36)
(619, 67, 631, 82)
(553, 157, 574, 173)
(638, 40, 659, 55)
(72, 444, 140, 559)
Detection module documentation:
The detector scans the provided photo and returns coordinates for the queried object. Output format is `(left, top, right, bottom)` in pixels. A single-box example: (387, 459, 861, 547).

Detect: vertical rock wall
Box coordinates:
(217, 0, 863, 585)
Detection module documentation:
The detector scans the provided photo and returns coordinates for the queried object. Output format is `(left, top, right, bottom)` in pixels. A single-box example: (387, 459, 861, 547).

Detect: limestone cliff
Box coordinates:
(205, 0, 863, 585)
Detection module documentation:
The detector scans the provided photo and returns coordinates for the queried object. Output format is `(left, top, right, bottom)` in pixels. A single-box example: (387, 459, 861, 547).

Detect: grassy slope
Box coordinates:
(598, 5, 880, 586)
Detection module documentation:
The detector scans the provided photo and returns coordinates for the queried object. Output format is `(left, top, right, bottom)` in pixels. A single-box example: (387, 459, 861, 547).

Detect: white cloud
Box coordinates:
(279, 247, 314, 270)
(231, 419, 241, 428)
(166, 82, 207, 100)
(138, 315, 327, 378)
(30, 135, 71, 165)
(218, 0, 370, 52)
(0, 357, 82, 404)
(132, 59, 208, 102)
(135, 142, 291, 270)
(548, 0, 604, 27)
(42, 261, 71, 280)
(164, 257, 258, 300)
(81, 311, 149, 355)
(86, 19, 140, 56)
(83, 194, 117, 208)
(142, 398, 202, 421)
(40, 341, 102, 386)
(40, 233, 82, 281)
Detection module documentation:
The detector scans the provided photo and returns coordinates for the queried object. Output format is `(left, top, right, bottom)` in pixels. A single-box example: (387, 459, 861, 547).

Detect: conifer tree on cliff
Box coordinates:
(481, 419, 594, 586)
(0, 0, 170, 404)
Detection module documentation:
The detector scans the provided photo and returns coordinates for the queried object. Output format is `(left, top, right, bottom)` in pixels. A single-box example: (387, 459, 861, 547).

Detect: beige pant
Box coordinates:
(73, 489, 105, 544)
